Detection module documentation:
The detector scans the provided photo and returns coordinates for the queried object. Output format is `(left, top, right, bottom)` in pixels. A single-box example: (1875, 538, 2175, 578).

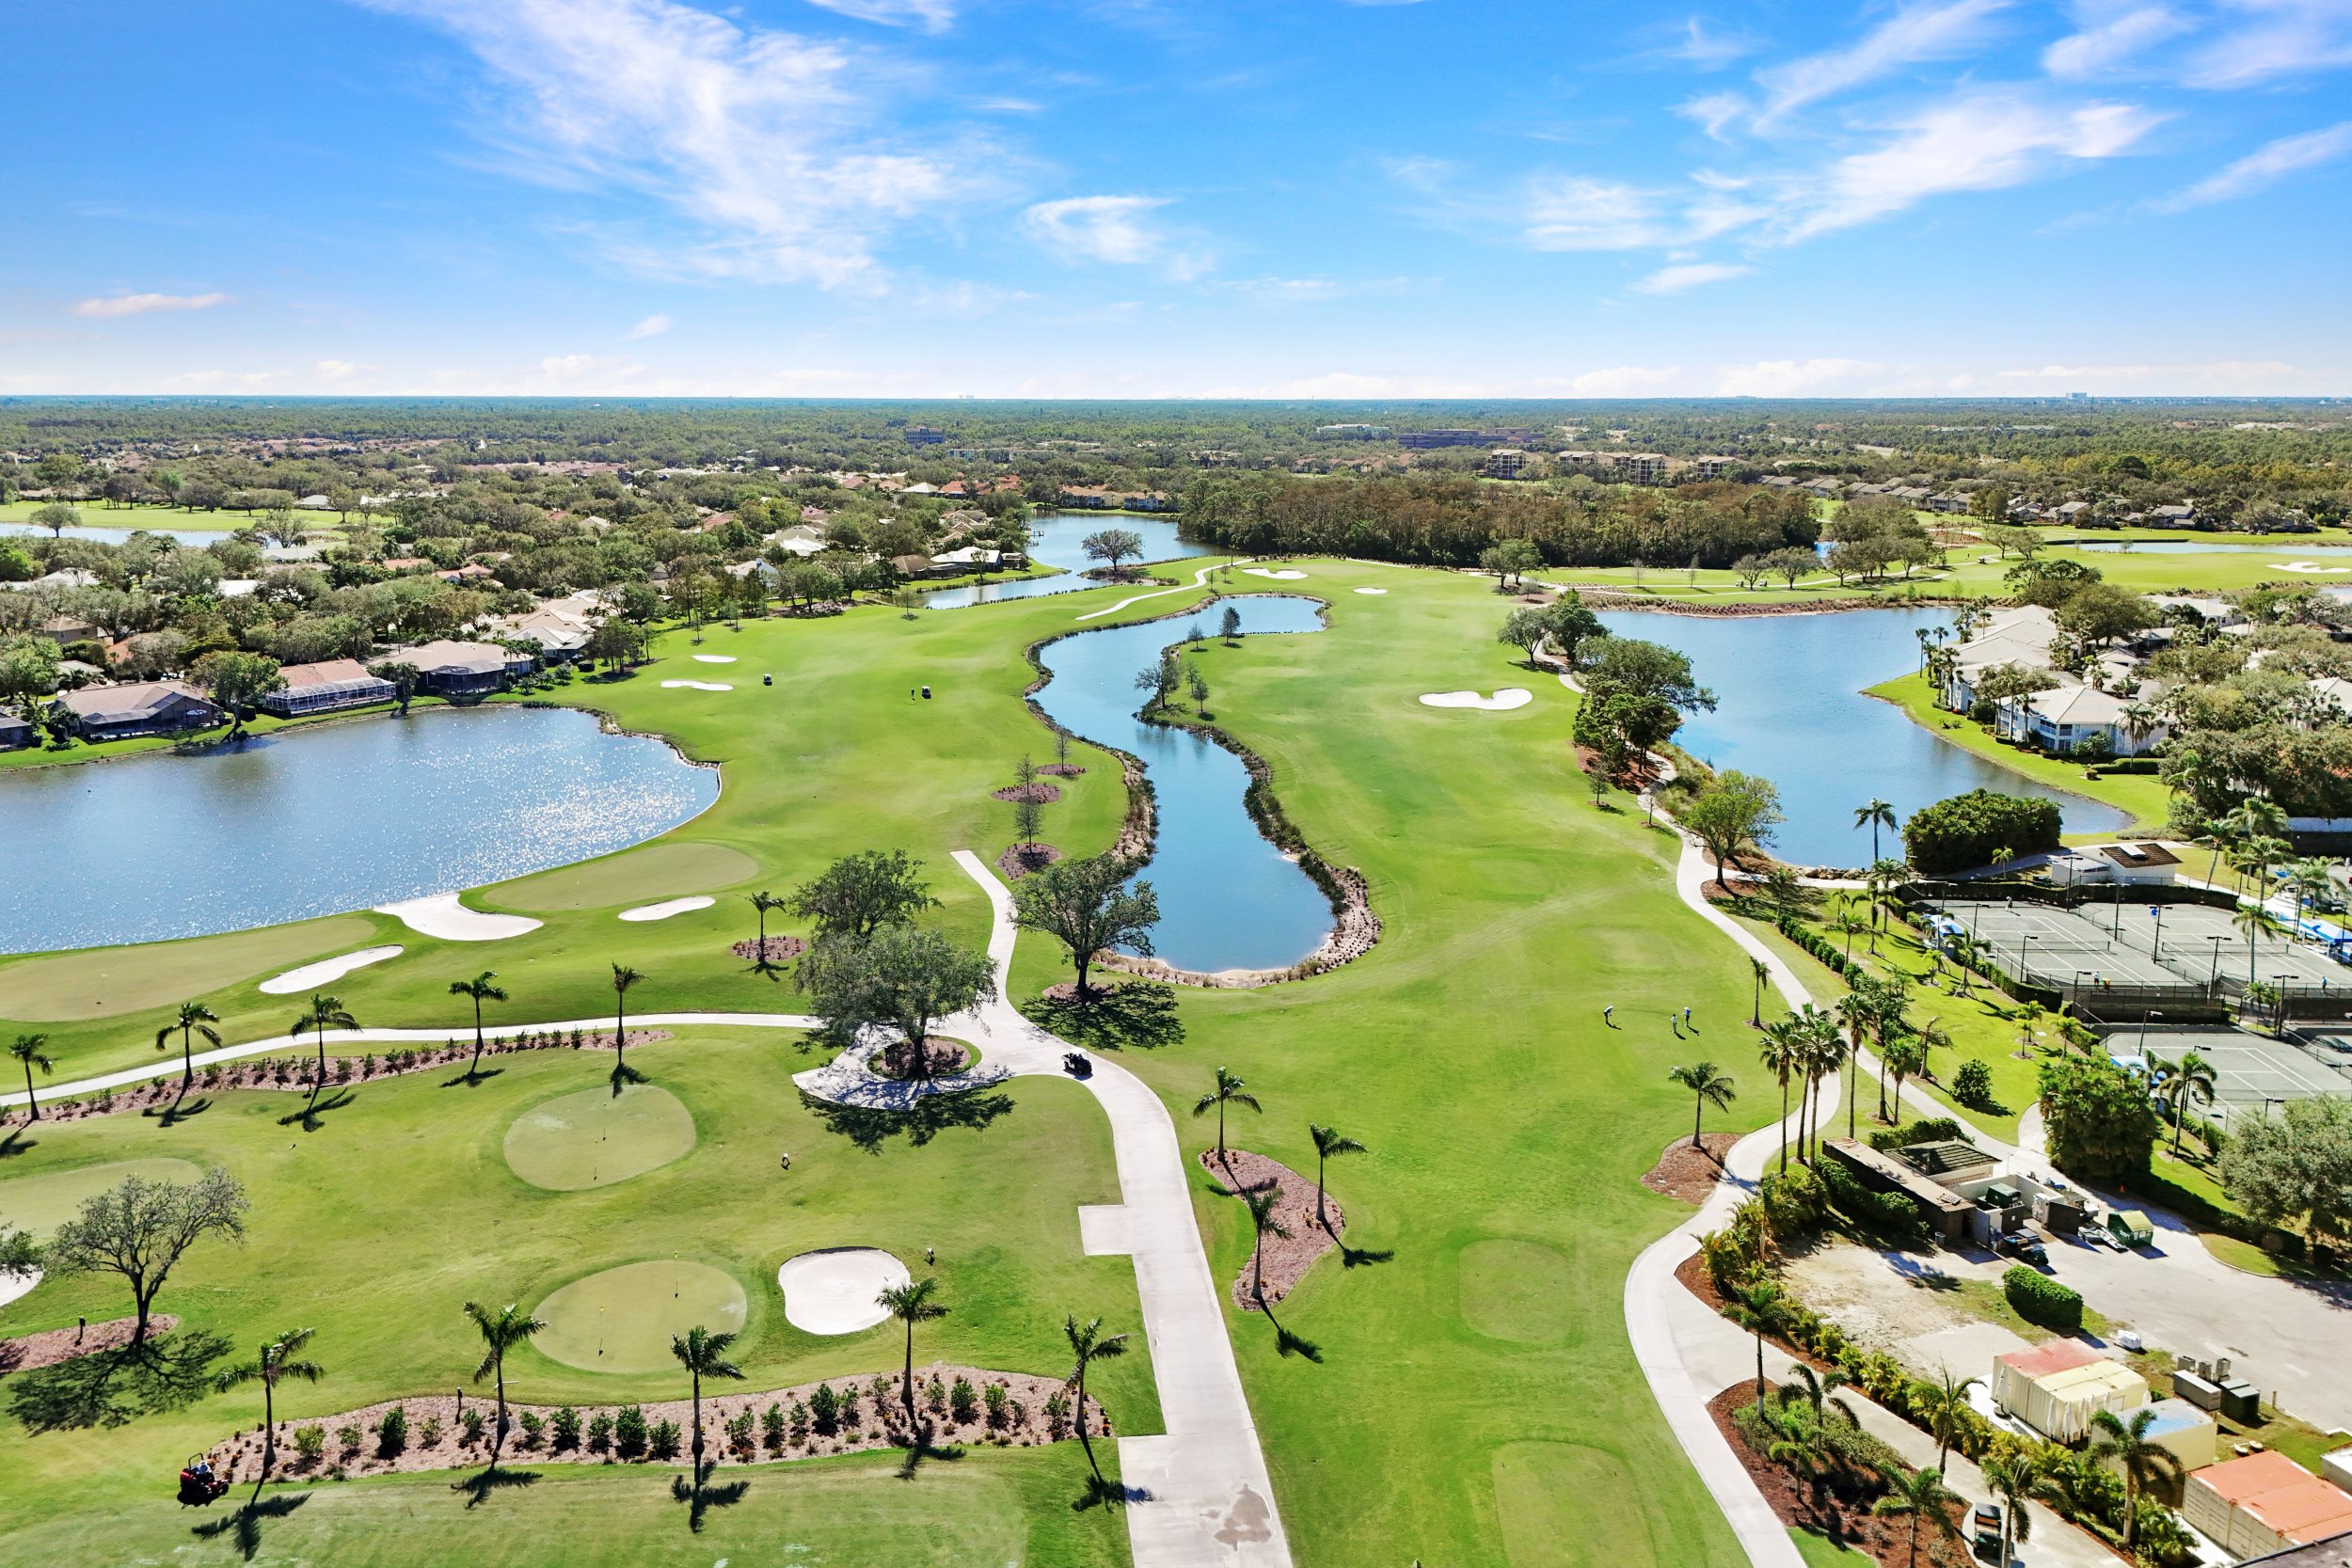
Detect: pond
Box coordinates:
(1031, 594, 1332, 974)
(0, 705, 717, 954)
(1594, 608, 2131, 867)
(0, 520, 230, 546)
(2071, 539, 2352, 556)
(924, 511, 1210, 609)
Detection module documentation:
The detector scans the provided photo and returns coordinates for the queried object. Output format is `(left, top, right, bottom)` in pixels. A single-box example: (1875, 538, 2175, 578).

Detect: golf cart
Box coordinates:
(1995, 1229, 2049, 1267)
(1062, 1052, 1092, 1079)
(1971, 1502, 2002, 1560)
(178, 1455, 230, 1507)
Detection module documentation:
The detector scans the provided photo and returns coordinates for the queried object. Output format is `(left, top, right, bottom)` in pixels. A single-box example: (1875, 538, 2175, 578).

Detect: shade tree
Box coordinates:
(1011, 854, 1159, 1000)
(47, 1167, 248, 1345)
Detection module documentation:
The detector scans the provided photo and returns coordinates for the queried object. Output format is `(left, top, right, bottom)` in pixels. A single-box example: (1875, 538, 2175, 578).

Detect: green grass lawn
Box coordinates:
(0, 499, 255, 532)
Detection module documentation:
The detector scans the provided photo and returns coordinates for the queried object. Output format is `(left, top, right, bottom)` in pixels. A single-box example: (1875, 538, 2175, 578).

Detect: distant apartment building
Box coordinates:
(1398, 429, 1482, 449)
(1692, 455, 1736, 481)
(1313, 424, 1389, 440)
(1485, 449, 1532, 479)
(902, 425, 947, 446)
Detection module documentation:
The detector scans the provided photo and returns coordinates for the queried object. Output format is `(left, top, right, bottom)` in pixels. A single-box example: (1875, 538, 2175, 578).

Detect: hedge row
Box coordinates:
(1821, 1160, 1931, 1243)
(2004, 1264, 2084, 1333)
(1775, 915, 1858, 979)
(1866, 1117, 1966, 1153)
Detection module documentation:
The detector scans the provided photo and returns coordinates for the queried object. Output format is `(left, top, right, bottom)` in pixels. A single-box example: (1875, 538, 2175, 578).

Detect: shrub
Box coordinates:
(517, 1410, 545, 1449)
(552, 1405, 581, 1450)
(1953, 1058, 1996, 1109)
(983, 1382, 1009, 1429)
(809, 1382, 841, 1435)
(1867, 1116, 1967, 1152)
(294, 1424, 326, 1467)
(648, 1419, 681, 1461)
(1821, 1160, 1930, 1243)
(788, 1400, 809, 1443)
(376, 1405, 408, 1458)
(761, 1402, 787, 1451)
(2004, 1264, 2083, 1332)
(587, 1412, 614, 1453)
(1774, 915, 1857, 978)
(1043, 1390, 1070, 1437)
(461, 1408, 485, 1445)
(2039, 1053, 2159, 1183)
(421, 1415, 443, 1448)
(949, 1377, 978, 1423)
(614, 1404, 648, 1460)
(726, 1409, 755, 1456)
(337, 1422, 363, 1459)
(1902, 789, 2062, 874)
(924, 1373, 947, 1414)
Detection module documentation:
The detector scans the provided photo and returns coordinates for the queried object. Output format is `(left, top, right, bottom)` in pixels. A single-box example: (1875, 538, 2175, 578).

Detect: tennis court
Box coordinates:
(2100, 901, 2352, 990)
(1931, 900, 2197, 990)
(2126, 1027, 2352, 1115)
(1932, 897, 2352, 993)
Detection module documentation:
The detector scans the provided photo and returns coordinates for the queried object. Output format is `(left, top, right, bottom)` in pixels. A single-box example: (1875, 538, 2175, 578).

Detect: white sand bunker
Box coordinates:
(0, 1268, 40, 1309)
(1244, 568, 1308, 580)
(1420, 689, 1533, 711)
(776, 1248, 912, 1336)
(1353, 587, 1389, 594)
(692, 654, 738, 663)
(618, 895, 715, 923)
(661, 679, 735, 691)
(373, 894, 543, 942)
(260, 945, 405, 995)
(2274, 562, 2352, 574)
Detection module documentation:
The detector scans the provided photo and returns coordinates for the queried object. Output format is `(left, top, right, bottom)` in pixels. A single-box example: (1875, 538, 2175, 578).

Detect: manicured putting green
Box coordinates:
(0, 916, 378, 1022)
(0, 1159, 203, 1239)
(489, 841, 757, 912)
(533, 1259, 747, 1373)
(1456, 1238, 1574, 1344)
(503, 1084, 697, 1190)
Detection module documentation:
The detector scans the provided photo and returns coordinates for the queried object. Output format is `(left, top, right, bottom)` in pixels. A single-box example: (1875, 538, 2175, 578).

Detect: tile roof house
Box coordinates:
(259, 658, 398, 717)
(392, 640, 534, 696)
(57, 680, 224, 741)
(0, 711, 35, 750)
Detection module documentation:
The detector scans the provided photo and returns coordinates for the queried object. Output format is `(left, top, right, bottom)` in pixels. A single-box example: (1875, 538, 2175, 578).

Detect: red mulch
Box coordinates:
(0, 1314, 179, 1375)
(1037, 979, 1127, 1004)
(992, 782, 1063, 803)
(1197, 1148, 1346, 1312)
(196, 1362, 1106, 1484)
(996, 843, 1062, 879)
(1706, 1382, 1976, 1568)
(732, 935, 807, 964)
(1643, 1132, 1741, 1204)
(1037, 764, 1086, 777)
(869, 1037, 974, 1080)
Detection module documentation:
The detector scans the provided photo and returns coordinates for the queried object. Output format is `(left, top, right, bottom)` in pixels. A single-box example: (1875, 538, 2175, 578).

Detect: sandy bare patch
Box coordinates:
(373, 894, 541, 942)
(776, 1249, 911, 1335)
(618, 895, 714, 922)
(1642, 1132, 1740, 1205)
(1353, 587, 1388, 594)
(1198, 1148, 1346, 1311)
(660, 679, 734, 691)
(259, 945, 405, 995)
(1243, 568, 1308, 580)
(0, 1314, 179, 1375)
(691, 654, 738, 663)
(1420, 689, 1533, 711)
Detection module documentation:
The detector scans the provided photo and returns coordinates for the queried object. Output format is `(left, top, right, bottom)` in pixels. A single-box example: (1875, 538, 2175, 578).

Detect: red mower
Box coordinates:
(178, 1456, 230, 1507)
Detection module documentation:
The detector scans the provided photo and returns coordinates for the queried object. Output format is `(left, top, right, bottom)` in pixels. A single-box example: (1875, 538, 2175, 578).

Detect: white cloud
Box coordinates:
(1024, 196, 1174, 265)
(1993, 358, 2318, 392)
(1568, 364, 1688, 395)
(314, 358, 380, 381)
(1679, 91, 1750, 142)
(1713, 357, 1884, 395)
(1750, 0, 2011, 129)
(363, 0, 968, 289)
(1521, 178, 1681, 250)
(801, 0, 957, 32)
(625, 312, 674, 339)
(2042, 5, 2191, 78)
(1631, 261, 1754, 294)
(1653, 18, 1756, 68)
(73, 291, 232, 318)
(2154, 120, 2352, 210)
(2184, 0, 2352, 86)
(158, 369, 278, 389)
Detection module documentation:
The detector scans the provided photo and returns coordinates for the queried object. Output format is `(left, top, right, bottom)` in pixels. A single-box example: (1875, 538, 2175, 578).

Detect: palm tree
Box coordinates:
(1801, 1011, 1845, 1160)
(1909, 1367, 1983, 1474)
(154, 1001, 221, 1094)
(1748, 956, 1772, 1028)
(747, 890, 787, 970)
(1831, 898, 1868, 959)
(610, 964, 644, 1082)
(1240, 1186, 1290, 1307)
(1854, 799, 1898, 863)
(1779, 1362, 1858, 1428)
(288, 992, 357, 1105)
(1873, 1463, 1960, 1568)
(1307, 1123, 1365, 1236)
(212, 1327, 323, 1479)
(671, 1325, 745, 1477)
(448, 971, 507, 1079)
(2088, 1405, 2184, 1551)
(2233, 902, 2284, 990)
(1835, 991, 1875, 1139)
(1061, 1313, 1130, 1482)
(1979, 1449, 2040, 1568)
(8, 1034, 54, 1121)
(878, 1277, 948, 1432)
(1758, 1019, 1804, 1173)
(1667, 1061, 1737, 1150)
(1881, 1033, 1930, 1127)
(1192, 1067, 1260, 1171)
(2158, 1050, 2219, 1156)
(1723, 1275, 1790, 1403)
(462, 1301, 547, 1467)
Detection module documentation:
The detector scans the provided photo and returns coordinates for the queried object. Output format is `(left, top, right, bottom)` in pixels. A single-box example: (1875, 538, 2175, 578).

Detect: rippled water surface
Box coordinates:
(924, 511, 1210, 608)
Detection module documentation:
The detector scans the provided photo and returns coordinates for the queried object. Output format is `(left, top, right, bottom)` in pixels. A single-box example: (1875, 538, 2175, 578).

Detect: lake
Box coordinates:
(1031, 595, 1332, 974)
(2072, 540, 2352, 556)
(1, 520, 229, 546)
(925, 511, 1209, 609)
(0, 705, 717, 953)
(1594, 608, 2131, 867)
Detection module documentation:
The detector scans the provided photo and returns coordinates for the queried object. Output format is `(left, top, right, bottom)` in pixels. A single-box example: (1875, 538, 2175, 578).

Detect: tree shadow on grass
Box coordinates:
(453, 1465, 540, 1510)
(11, 1330, 232, 1433)
(191, 1487, 310, 1561)
(146, 1096, 213, 1127)
(1072, 1473, 1152, 1511)
(277, 1090, 357, 1131)
(891, 1418, 966, 1481)
(797, 1089, 1014, 1155)
(609, 1063, 647, 1096)
(1260, 1306, 1323, 1364)
(672, 1466, 749, 1531)
(440, 1068, 505, 1089)
(1339, 1243, 1395, 1270)
(0, 1124, 37, 1159)
(1021, 985, 1184, 1053)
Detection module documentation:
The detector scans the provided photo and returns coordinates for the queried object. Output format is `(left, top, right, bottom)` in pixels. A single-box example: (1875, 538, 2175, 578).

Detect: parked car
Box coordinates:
(1996, 1231, 2049, 1267)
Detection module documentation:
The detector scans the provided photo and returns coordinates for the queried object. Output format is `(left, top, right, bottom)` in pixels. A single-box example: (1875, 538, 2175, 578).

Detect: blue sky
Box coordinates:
(6, 0, 2350, 398)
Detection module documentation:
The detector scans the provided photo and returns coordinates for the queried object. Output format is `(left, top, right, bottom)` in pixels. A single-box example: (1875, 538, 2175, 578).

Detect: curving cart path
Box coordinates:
(3, 851, 1289, 1568)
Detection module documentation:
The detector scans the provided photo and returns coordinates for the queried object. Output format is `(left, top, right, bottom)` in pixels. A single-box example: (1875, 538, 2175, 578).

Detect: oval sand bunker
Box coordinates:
(776, 1248, 912, 1336)
(504, 1084, 697, 1191)
(1420, 689, 1533, 711)
(535, 1260, 747, 1373)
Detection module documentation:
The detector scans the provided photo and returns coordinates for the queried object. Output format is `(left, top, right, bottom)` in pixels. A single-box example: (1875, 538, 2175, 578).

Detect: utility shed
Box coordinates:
(1991, 1340, 2148, 1444)
(1825, 1138, 1977, 1239)
(2131, 1398, 2219, 1492)
(2186, 1451, 2352, 1560)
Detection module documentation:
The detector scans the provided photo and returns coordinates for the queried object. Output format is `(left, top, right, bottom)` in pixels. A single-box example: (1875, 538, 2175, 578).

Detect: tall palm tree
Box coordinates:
(1061, 1313, 1129, 1482)
(1240, 1186, 1290, 1307)
(878, 1277, 948, 1431)
(1881, 1034, 1930, 1127)
(747, 890, 787, 970)
(448, 971, 507, 1079)
(1909, 1367, 1983, 1474)
(1192, 1067, 1260, 1170)
(154, 1001, 221, 1094)
(1758, 1019, 1804, 1173)
(1802, 1010, 1845, 1160)
(1873, 1463, 1960, 1568)
(1831, 897, 1868, 959)
(1667, 1061, 1737, 1150)
(1307, 1123, 1365, 1236)
(462, 1300, 547, 1467)
(212, 1327, 324, 1479)
(1723, 1275, 1790, 1403)
(1748, 956, 1772, 1028)
(1979, 1449, 2040, 1568)
(610, 964, 644, 1082)
(2158, 1050, 2219, 1156)
(8, 1034, 54, 1121)
(1854, 800, 1898, 863)
(2089, 1405, 2184, 1551)
(1779, 1362, 1858, 1428)
(1835, 990, 1875, 1139)
(288, 992, 358, 1105)
(2233, 902, 2284, 990)
(671, 1325, 745, 1477)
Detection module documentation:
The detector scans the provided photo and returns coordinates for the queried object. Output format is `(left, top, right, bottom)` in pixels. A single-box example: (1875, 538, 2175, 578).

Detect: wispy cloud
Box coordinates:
(1714, 357, 1884, 394)
(1025, 195, 1210, 277)
(2183, 0, 2352, 86)
(802, 0, 958, 32)
(2153, 119, 2352, 210)
(625, 312, 674, 339)
(1632, 261, 1753, 294)
(315, 358, 379, 381)
(361, 0, 973, 290)
(73, 291, 232, 318)
(1747, 0, 2011, 130)
(1636, 17, 1757, 69)
(2042, 5, 2191, 79)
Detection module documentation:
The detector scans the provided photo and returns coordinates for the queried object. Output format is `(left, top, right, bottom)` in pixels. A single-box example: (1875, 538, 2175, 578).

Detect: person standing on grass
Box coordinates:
(1603, 1006, 1615, 1027)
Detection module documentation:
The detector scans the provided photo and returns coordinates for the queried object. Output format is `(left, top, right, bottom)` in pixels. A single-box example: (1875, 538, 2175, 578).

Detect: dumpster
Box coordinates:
(2107, 1209, 2154, 1248)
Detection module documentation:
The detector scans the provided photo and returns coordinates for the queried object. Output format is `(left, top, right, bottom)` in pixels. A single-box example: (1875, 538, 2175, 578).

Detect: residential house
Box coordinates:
(1941, 605, 2062, 709)
(1924, 490, 1970, 513)
(395, 640, 533, 696)
(1624, 453, 1669, 485)
(2017, 681, 2166, 756)
(930, 546, 1002, 569)
(2150, 503, 2201, 528)
(2053, 499, 2093, 523)
(38, 615, 98, 645)
(1692, 455, 1736, 481)
(260, 659, 398, 717)
(763, 526, 827, 559)
(436, 562, 496, 583)
(57, 680, 224, 740)
(0, 712, 34, 750)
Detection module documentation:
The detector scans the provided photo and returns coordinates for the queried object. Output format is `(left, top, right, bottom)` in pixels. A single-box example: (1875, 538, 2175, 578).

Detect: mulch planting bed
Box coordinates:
(869, 1037, 974, 1080)
(1037, 979, 1129, 1004)
(1706, 1382, 1976, 1568)
(37, 1032, 676, 1124)
(991, 782, 1062, 803)
(996, 843, 1062, 879)
(1198, 1148, 1346, 1312)
(1642, 1132, 1741, 1205)
(731, 935, 807, 964)
(197, 1362, 1107, 1485)
(0, 1314, 178, 1376)
(1037, 763, 1086, 777)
